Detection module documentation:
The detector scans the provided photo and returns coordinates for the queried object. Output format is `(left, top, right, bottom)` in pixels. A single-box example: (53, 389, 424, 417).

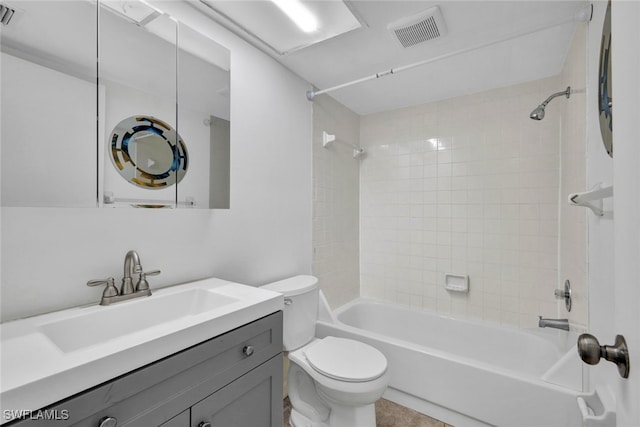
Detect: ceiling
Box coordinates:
(196, 0, 588, 115)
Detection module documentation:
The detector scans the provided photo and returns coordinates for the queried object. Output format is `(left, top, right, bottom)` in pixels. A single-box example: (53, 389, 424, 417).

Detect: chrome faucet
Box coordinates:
(538, 316, 570, 331)
(87, 250, 160, 305)
(122, 250, 143, 295)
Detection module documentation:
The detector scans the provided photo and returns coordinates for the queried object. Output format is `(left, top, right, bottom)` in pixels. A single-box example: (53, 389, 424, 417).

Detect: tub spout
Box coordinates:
(538, 316, 570, 331)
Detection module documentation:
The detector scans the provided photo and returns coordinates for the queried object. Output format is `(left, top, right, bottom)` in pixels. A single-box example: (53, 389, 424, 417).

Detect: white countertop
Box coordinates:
(0, 277, 283, 424)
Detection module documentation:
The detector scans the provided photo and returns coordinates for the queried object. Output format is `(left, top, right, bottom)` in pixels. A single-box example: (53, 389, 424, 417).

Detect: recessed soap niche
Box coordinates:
(444, 273, 469, 293)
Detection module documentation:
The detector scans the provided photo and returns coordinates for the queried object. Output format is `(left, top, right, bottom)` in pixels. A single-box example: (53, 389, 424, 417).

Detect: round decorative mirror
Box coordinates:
(598, 0, 613, 157)
(109, 115, 188, 188)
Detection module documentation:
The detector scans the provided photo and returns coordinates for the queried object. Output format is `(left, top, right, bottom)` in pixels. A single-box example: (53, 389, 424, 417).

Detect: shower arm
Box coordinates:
(540, 87, 571, 107)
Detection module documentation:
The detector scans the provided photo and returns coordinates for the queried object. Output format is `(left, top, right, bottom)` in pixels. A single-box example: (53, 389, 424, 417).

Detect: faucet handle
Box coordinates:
(87, 277, 119, 298)
(136, 269, 160, 292)
(554, 280, 572, 312)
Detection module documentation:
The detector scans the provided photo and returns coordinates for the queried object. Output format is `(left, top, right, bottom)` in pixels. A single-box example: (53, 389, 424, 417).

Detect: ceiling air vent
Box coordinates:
(388, 6, 447, 48)
(0, 3, 15, 26)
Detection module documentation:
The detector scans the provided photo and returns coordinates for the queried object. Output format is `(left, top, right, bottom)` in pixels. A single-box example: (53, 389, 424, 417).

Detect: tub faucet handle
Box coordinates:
(554, 280, 572, 312)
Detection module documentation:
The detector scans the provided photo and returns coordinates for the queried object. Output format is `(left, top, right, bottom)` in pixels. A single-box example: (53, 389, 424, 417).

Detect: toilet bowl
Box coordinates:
(262, 275, 389, 427)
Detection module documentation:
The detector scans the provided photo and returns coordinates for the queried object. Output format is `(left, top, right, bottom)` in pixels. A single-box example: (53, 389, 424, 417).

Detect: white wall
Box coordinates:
(312, 94, 361, 309)
(0, 4, 313, 322)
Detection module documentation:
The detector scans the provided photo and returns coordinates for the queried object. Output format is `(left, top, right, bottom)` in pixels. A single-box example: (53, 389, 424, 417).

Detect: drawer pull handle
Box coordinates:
(98, 417, 118, 427)
(243, 345, 254, 357)
(198, 422, 212, 427)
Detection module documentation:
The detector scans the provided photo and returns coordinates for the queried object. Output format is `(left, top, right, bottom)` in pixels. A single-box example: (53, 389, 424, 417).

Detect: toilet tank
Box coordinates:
(261, 275, 318, 351)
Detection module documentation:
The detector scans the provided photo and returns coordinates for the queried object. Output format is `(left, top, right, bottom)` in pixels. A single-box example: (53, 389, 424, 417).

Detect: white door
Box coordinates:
(611, 1, 640, 424)
(589, 1, 640, 425)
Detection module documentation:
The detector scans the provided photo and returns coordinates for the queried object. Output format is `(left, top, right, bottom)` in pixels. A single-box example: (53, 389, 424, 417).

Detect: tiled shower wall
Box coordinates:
(559, 25, 588, 331)
(312, 94, 361, 308)
(312, 29, 588, 329)
(359, 77, 567, 328)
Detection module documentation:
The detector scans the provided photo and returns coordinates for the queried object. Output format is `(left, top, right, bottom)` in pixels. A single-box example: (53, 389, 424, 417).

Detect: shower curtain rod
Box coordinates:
(306, 9, 590, 101)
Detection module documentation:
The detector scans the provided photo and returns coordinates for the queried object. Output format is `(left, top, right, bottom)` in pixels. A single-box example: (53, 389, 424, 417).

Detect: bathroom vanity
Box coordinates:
(0, 278, 284, 427)
(9, 313, 282, 427)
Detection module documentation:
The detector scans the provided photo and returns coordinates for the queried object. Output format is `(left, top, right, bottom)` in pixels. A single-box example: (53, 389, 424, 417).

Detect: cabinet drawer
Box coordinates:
(8, 312, 283, 427)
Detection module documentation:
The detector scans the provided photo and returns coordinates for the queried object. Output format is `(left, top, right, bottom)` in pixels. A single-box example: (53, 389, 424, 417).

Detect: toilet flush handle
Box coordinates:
(284, 297, 293, 305)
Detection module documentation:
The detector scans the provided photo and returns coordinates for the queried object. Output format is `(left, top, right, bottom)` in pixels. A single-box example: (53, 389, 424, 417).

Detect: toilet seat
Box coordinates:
(303, 337, 387, 382)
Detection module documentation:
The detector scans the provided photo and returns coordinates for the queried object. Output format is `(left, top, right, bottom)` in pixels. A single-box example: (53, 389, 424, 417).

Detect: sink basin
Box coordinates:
(38, 289, 239, 353)
(1, 277, 283, 422)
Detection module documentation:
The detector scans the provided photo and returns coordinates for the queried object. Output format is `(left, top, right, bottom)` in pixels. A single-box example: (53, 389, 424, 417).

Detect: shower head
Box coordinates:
(530, 105, 546, 120)
(529, 86, 571, 121)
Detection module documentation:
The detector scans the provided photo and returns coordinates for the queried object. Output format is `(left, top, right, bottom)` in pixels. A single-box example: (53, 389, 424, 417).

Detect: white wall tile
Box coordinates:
(312, 94, 361, 309)
(359, 75, 573, 328)
(310, 26, 589, 332)
(559, 24, 589, 330)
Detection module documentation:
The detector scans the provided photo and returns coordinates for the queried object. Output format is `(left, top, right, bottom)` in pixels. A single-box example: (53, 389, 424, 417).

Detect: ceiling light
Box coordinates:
(199, 0, 362, 55)
(270, 0, 318, 33)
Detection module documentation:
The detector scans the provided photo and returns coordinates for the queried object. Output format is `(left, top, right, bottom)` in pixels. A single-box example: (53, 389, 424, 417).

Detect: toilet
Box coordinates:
(262, 275, 389, 427)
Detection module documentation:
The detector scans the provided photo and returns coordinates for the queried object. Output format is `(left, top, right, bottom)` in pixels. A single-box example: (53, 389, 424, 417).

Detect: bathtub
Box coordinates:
(315, 298, 585, 427)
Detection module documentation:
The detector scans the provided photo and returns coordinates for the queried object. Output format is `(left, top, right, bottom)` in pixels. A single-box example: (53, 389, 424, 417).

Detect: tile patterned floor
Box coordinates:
(283, 397, 453, 427)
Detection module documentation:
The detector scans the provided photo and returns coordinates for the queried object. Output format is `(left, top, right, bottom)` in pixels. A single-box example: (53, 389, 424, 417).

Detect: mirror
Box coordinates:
(99, 6, 180, 208)
(0, 0, 230, 209)
(176, 22, 231, 209)
(99, 3, 230, 209)
(598, 0, 613, 157)
(1, 1, 98, 207)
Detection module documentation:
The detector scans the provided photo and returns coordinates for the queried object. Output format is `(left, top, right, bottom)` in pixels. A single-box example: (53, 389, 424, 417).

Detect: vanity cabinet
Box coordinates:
(190, 355, 281, 427)
(8, 312, 283, 427)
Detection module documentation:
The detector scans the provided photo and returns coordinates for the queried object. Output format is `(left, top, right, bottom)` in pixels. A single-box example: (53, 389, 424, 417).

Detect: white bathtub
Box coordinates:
(315, 298, 585, 427)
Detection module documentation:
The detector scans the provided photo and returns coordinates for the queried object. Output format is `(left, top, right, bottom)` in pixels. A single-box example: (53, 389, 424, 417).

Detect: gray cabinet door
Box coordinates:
(160, 410, 189, 427)
(191, 355, 283, 427)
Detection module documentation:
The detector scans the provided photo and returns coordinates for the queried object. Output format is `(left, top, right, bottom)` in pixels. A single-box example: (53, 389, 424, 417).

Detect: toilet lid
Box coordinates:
(303, 337, 387, 382)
